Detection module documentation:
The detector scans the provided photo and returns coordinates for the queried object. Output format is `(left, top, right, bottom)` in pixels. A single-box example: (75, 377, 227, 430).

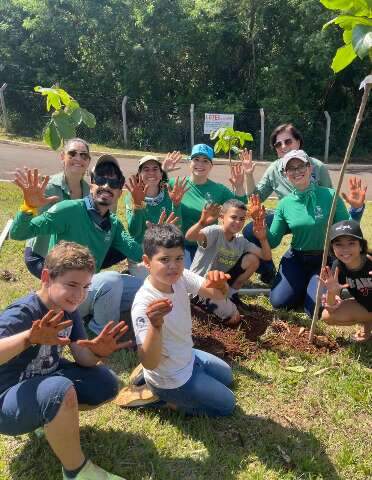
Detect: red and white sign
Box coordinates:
(204, 113, 234, 134)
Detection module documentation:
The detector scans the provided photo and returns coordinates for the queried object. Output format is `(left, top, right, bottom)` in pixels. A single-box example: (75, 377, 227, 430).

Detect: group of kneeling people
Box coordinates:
(0, 123, 371, 479)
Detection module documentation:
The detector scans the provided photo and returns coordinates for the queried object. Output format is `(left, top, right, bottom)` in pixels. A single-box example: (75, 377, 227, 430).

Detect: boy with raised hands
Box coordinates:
(186, 197, 271, 324)
(0, 242, 129, 480)
(127, 224, 235, 416)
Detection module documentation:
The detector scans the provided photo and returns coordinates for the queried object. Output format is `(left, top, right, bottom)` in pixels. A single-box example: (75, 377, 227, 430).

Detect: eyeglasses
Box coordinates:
(67, 150, 90, 160)
(285, 164, 308, 175)
(274, 138, 293, 149)
(92, 174, 123, 189)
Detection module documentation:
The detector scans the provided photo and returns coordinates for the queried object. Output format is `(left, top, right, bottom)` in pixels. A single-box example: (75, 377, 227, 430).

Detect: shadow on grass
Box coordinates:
(8, 408, 341, 480)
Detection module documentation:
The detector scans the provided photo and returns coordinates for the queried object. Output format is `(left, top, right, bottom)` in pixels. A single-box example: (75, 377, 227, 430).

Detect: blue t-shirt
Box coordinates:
(0, 293, 87, 394)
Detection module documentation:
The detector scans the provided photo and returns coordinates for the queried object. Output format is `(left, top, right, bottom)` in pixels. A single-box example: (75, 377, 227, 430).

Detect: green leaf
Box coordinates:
(343, 28, 353, 43)
(320, 0, 371, 15)
(34, 86, 62, 112)
(284, 365, 307, 373)
(43, 121, 61, 150)
(352, 24, 372, 58)
(331, 43, 358, 72)
(68, 107, 83, 127)
(52, 110, 76, 140)
(54, 88, 74, 107)
(323, 15, 372, 31)
(80, 108, 96, 128)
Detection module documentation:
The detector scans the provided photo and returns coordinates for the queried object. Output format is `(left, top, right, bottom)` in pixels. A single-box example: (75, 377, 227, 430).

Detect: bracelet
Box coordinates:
(19, 201, 38, 216)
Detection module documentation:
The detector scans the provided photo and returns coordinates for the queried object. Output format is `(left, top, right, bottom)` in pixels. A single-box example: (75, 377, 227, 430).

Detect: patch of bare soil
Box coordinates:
(0, 270, 17, 282)
(191, 304, 339, 361)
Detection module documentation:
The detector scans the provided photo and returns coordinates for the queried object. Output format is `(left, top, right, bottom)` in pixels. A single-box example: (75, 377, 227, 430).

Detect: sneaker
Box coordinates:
(62, 460, 126, 479)
(128, 364, 145, 386)
(230, 293, 251, 316)
(114, 384, 163, 408)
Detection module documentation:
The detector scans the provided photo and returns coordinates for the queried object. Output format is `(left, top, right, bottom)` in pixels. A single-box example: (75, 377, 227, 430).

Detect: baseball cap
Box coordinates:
(138, 155, 162, 169)
(330, 220, 364, 242)
(282, 149, 310, 171)
(190, 144, 214, 162)
(94, 154, 120, 170)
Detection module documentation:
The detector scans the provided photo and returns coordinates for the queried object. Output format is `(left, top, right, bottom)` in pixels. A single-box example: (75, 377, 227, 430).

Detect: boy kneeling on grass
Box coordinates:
(186, 198, 271, 326)
(0, 242, 130, 480)
(125, 224, 235, 416)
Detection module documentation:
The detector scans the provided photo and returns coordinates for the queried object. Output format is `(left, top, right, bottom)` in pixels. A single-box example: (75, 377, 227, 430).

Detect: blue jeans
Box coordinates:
(78, 271, 143, 335)
(242, 213, 277, 276)
(149, 349, 235, 417)
(184, 244, 197, 269)
(270, 248, 325, 316)
(0, 359, 118, 435)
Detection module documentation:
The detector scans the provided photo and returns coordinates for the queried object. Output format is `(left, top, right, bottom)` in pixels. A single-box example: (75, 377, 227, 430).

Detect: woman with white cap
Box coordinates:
(124, 154, 188, 278)
(24, 138, 91, 278)
(263, 149, 363, 316)
(167, 144, 247, 267)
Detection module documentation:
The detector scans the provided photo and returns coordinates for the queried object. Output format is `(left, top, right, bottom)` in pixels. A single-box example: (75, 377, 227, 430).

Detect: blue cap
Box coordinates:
(190, 144, 214, 162)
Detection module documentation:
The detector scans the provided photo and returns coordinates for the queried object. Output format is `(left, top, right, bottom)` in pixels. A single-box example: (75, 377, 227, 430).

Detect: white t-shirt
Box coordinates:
(131, 269, 204, 389)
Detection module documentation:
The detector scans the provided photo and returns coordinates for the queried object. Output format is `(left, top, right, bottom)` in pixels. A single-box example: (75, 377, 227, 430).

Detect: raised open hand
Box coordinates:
(76, 320, 130, 357)
(319, 266, 349, 296)
(253, 212, 267, 240)
(28, 310, 72, 346)
(239, 149, 255, 175)
(125, 175, 148, 206)
(146, 298, 173, 329)
(13, 167, 59, 208)
(162, 151, 182, 172)
(199, 203, 221, 226)
(341, 176, 367, 209)
(229, 163, 245, 190)
(145, 210, 180, 229)
(248, 194, 264, 221)
(167, 176, 189, 206)
(204, 270, 231, 296)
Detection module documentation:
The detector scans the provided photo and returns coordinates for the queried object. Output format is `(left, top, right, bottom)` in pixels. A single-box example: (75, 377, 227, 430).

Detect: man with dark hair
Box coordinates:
(11, 155, 143, 334)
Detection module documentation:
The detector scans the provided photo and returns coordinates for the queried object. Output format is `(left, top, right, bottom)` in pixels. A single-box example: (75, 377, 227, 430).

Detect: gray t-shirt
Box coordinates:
(190, 225, 258, 277)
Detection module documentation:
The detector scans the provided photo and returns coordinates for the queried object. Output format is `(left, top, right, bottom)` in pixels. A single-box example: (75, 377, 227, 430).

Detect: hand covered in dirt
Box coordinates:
(28, 310, 72, 346)
(341, 176, 367, 209)
(239, 149, 255, 175)
(167, 176, 189, 206)
(199, 203, 221, 226)
(319, 266, 348, 296)
(126, 175, 148, 207)
(14, 167, 59, 208)
(248, 194, 264, 221)
(76, 321, 130, 357)
(253, 212, 267, 240)
(204, 270, 231, 296)
(146, 299, 173, 329)
(162, 151, 182, 172)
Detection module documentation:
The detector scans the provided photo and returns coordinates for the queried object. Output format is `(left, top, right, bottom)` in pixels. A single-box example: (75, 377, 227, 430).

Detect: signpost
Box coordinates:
(204, 113, 234, 134)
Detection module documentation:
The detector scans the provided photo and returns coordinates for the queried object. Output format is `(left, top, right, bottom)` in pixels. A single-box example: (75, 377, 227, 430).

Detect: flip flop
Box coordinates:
(350, 332, 371, 343)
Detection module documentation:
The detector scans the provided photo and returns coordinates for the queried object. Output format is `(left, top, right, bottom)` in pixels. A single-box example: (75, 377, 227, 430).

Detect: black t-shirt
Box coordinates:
(0, 293, 87, 394)
(332, 256, 372, 312)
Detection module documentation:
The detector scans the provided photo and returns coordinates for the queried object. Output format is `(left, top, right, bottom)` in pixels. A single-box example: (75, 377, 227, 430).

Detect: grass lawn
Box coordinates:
(0, 182, 371, 480)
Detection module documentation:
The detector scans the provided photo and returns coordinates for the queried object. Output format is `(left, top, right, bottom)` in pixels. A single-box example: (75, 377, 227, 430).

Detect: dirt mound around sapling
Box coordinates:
(191, 304, 339, 361)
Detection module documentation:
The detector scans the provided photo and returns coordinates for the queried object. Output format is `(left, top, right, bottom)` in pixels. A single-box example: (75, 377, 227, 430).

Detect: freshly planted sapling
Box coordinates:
(210, 127, 253, 165)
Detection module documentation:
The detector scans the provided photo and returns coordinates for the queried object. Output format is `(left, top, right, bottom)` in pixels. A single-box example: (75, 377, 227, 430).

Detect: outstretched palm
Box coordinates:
(319, 266, 348, 296)
(167, 176, 189, 206)
(239, 149, 255, 175)
(14, 168, 59, 208)
(76, 321, 130, 357)
(162, 151, 182, 172)
(341, 176, 367, 209)
(126, 175, 148, 206)
(200, 203, 221, 226)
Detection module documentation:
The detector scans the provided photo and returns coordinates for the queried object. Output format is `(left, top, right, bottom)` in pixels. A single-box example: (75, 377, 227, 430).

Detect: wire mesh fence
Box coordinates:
(1, 86, 371, 162)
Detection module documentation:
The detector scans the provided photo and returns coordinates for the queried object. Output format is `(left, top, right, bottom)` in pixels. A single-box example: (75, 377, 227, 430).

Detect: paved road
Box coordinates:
(1, 141, 372, 199)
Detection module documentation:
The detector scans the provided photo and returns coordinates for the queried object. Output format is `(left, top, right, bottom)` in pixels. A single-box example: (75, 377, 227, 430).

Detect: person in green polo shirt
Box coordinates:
(167, 144, 248, 267)
(11, 156, 143, 335)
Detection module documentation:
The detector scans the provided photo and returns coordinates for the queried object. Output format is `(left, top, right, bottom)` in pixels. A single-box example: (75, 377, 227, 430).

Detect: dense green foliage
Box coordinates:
(0, 0, 371, 156)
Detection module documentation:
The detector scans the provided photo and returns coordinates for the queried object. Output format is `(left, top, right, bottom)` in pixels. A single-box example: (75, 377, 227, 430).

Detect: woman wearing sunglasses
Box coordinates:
(241, 123, 364, 284)
(124, 154, 187, 279)
(24, 138, 91, 278)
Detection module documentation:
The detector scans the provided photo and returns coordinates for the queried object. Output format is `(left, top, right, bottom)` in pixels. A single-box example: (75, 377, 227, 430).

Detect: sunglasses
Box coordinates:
(67, 150, 90, 160)
(274, 138, 293, 149)
(92, 174, 123, 189)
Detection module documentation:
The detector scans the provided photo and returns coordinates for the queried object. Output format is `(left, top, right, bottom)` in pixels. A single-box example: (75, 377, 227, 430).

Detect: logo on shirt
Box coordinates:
(314, 206, 324, 219)
(135, 317, 146, 328)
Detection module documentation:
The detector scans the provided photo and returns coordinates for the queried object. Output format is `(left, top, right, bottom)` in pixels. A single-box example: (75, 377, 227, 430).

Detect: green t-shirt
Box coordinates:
(26, 172, 90, 258)
(124, 190, 182, 245)
(168, 176, 247, 245)
(11, 199, 142, 271)
(267, 184, 350, 251)
(253, 156, 332, 202)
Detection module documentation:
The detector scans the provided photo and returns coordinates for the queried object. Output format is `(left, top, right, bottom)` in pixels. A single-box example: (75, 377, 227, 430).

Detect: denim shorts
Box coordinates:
(0, 359, 118, 435)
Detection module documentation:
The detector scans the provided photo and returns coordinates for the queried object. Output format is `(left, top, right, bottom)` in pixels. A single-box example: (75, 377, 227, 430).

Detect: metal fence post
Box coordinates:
(190, 103, 195, 151)
(259, 108, 265, 160)
(0, 83, 8, 132)
(324, 111, 331, 163)
(122, 95, 128, 146)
